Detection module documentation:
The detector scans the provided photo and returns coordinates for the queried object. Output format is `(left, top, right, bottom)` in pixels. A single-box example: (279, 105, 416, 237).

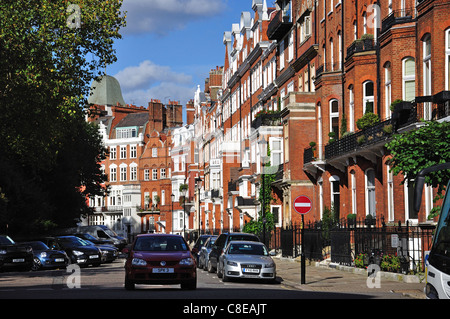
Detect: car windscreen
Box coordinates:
(228, 235, 259, 242)
(0, 236, 14, 245)
(228, 243, 268, 256)
(58, 237, 90, 248)
(134, 236, 188, 252)
(22, 241, 49, 251)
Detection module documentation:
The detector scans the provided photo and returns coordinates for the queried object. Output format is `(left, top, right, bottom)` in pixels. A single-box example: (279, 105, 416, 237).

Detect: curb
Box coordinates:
(316, 260, 422, 284)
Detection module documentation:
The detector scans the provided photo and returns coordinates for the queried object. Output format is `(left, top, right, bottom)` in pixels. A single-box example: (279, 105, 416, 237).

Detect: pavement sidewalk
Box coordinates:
(274, 256, 426, 299)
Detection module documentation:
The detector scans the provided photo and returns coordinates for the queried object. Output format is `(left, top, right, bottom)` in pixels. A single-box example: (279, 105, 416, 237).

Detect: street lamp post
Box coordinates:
(258, 138, 268, 246)
(171, 193, 175, 234)
(181, 188, 187, 240)
(195, 177, 202, 236)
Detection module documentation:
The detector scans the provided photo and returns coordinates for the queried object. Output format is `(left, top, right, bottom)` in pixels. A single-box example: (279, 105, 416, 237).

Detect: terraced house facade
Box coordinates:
(86, 0, 450, 239)
(193, 0, 450, 234)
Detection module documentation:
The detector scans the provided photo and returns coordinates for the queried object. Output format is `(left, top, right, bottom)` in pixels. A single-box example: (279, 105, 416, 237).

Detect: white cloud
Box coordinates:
(122, 83, 196, 108)
(121, 0, 226, 35)
(113, 60, 196, 107)
(114, 60, 192, 91)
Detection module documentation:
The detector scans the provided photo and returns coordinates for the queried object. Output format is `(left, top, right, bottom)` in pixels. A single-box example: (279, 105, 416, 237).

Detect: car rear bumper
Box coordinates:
(126, 267, 196, 285)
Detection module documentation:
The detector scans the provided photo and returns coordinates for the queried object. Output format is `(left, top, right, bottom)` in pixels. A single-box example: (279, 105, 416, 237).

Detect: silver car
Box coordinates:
(217, 241, 276, 282)
(198, 235, 217, 271)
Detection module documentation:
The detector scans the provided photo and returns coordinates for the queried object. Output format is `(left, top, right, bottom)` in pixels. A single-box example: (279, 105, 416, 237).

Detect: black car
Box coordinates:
(18, 241, 69, 271)
(191, 235, 215, 263)
(207, 232, 260, 273)
(77, 238, 119, 263)
(75, 233, 115, 247)
(47, 236, 102, 267)
(0, 235, 33, 271)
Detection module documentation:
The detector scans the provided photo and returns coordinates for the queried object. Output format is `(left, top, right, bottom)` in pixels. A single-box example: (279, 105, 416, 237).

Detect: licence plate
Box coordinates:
(89, 255, 99, 259)
(12, 258, 25, 263)
(152, 268, 174, 273)
(242, 268, 260, 273)
(55, 258, 65, 263)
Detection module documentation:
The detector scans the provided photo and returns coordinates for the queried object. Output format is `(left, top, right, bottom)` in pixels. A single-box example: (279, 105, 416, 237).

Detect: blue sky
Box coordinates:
(107, 0, 261, 108)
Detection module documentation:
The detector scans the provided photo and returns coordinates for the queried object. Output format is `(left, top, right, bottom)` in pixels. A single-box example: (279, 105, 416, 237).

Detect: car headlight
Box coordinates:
(40, 252, 48, 258)
(131, 258, 147, 266)
(264, 262, 275, 268)
(227, 261, 238, 267)
(179, 258, 195, 266)
(73, 250, 84, 256)
(0, 249, 7, 255)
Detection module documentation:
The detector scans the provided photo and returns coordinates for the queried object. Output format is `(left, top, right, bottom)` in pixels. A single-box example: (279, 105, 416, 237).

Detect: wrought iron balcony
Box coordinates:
(346, 38, 375, 59)
(381, 8, 416, 34)
(251, 111, 282, 130)
(324, 106, 420, 161)
(267, 9, 293, 41)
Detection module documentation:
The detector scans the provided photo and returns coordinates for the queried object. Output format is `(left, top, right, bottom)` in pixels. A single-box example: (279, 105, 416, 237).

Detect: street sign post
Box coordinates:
(293, 195, 312, 215)
(293, 196, 312, 285)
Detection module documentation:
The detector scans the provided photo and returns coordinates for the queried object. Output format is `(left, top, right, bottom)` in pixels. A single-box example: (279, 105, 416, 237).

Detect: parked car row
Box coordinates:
(0, 230, 124, 272)
(0, 235, 34, 272)
(192, 233, 277, 283)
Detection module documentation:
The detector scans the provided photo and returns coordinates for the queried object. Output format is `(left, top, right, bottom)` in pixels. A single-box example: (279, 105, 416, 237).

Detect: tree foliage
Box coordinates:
(243, 145, 277, 237)
(0, 0, 126, 236)
(386, 120, 450, 218)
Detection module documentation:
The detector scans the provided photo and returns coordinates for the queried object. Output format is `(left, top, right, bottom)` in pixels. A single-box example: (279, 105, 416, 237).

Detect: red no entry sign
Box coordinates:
(293, 196, 312, 215)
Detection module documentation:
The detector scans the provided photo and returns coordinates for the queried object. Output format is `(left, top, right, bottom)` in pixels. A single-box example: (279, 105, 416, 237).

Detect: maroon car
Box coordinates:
(123, 234, 197, 290)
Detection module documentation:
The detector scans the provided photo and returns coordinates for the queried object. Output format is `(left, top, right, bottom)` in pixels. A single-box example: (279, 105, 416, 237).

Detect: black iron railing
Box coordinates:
(381, 8, 416, 34)
(346, 38, 375, 59)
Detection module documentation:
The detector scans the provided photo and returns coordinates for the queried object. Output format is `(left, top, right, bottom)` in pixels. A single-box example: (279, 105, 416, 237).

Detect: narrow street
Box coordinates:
(0, 258, 424, 300)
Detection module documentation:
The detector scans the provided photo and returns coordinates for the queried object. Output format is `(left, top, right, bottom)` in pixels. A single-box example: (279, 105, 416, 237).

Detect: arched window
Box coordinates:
(365, 169, 376, 218)
(317, 102, 323, 159)
(384, 62, 392, 118)
(423, 34, 432, 120)
(402, 57, 415, 101)
(363, 81, 374, 113)
(348, 85, 355, 131)
(329, 175, 340, 216)
(329, 99, 339, 139)
(350, 170, 357, 215)
(446, 29, 450, 90)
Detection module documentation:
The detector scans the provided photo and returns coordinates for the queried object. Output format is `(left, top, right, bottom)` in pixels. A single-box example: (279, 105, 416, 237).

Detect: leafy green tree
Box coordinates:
(386, 120, 450, 219)
(243, 145, 277, 237)
(0, 0, 126, 236)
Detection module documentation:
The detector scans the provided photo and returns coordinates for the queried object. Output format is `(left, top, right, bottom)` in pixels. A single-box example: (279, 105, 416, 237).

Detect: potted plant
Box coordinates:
(357, 135, 366, 145)
(356, 112, 380, 130)
(328, 131, 336, 143)
(365, 214, 376, 226)
(382, 124, 393, 134)
(309, 141, 317, 158)
(361, 33, 374, 49)
(347, 213, 357, 227)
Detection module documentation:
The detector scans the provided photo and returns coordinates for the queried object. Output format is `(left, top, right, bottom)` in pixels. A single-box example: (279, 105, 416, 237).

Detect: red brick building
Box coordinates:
(196, 0, 450, 234)
(86, 75, 183, 239)
(85, 0, 450, 240)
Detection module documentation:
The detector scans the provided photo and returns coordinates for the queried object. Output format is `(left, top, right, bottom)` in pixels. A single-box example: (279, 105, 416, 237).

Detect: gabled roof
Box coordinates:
(116, 112, 148, 128)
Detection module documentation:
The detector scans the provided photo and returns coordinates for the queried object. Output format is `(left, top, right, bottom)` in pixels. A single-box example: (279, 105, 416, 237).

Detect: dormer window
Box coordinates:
(116, 127, 137, 139)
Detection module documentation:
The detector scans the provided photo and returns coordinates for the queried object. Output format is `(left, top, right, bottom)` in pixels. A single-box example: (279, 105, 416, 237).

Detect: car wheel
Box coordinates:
(124, 275, 135, 290)
(217, 263, 223, 278)
(207, 259, 215, 273)
(222, 268, 229, 282)
(31, 257, 42, 271)
(181, 278, 197, 290)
